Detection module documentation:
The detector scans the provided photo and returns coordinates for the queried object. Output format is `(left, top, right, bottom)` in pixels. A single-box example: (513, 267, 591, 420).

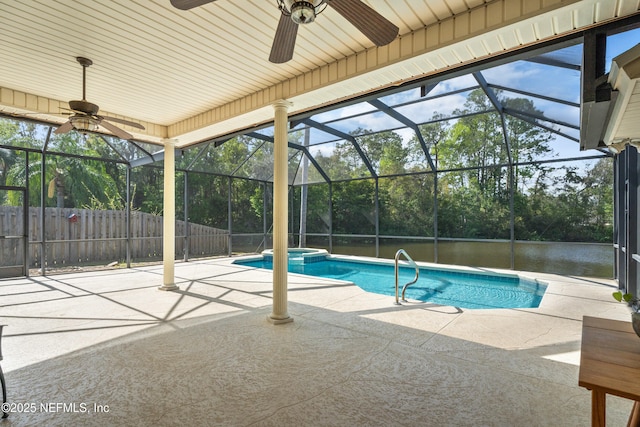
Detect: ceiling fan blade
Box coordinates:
(269, 13, 299, 64)
(100, 115, 145, 130)
(170, 0, 216, 10)
(328, 0, 399, 46)
(99, 119, 134, 140)
(54, 120, 73, 134)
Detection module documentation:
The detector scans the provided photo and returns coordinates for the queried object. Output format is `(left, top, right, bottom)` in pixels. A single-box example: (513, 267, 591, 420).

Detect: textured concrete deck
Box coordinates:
(0, 256, 635, 426)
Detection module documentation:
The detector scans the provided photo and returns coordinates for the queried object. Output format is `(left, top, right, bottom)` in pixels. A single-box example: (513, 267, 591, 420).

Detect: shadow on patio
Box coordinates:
(0, 258, 634, 426)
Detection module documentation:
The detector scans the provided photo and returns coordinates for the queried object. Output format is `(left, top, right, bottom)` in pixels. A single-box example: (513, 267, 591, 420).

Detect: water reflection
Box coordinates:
(331, 241, 613, 278)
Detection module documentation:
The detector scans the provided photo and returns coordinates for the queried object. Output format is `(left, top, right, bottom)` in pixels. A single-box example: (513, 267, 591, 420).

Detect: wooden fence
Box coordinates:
(0, 206, 229, 268)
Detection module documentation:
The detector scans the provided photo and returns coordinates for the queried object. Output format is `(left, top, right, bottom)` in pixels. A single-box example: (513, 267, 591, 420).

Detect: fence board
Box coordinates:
(0, 207, 229, 268)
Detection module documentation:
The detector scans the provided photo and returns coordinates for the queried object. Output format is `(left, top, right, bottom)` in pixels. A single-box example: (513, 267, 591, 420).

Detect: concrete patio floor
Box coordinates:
(0, 256, 635, 426)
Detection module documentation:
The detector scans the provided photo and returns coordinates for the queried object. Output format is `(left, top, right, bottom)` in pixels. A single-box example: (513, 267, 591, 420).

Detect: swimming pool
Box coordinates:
(233, 253, 547, 309)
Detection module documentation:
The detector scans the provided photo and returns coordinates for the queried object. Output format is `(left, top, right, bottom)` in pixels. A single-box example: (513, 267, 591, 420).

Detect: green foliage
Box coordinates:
(613, 291, 640, 313)
(0, 90, 615, 246)
(183, 173, 229, 228)
(292, 184, 330, 234)
(379, 175, 434, 236)
(332, 180, 376, 234)
(230, 179, 264, 233)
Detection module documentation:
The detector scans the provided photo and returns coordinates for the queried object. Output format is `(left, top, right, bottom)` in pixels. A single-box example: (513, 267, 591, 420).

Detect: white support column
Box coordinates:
(159, 139, 179, 291)
(268, 100, 293, 324)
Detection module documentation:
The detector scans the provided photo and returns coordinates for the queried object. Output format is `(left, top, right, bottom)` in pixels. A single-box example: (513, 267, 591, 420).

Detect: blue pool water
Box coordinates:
(233, 257, 547, 309)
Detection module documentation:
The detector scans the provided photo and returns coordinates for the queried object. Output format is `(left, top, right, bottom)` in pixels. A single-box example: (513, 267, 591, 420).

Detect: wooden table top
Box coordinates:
(579, 316, 640, 402)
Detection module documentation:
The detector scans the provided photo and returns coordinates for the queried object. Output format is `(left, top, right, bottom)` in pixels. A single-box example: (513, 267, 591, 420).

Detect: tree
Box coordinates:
(2, 127, 125, 209)
(433, 89, 560, 240)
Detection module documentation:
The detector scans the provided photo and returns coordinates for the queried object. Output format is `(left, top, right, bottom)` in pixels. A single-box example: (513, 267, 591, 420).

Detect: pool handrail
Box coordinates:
(394, 249, 419, 305)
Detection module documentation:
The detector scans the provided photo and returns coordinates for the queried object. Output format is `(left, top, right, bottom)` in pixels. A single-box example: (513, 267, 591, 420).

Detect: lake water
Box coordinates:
(329, 240, 613, 278)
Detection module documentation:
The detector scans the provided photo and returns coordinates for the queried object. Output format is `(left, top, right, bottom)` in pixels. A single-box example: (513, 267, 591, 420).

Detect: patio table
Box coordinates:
(579, 316, 640, 427)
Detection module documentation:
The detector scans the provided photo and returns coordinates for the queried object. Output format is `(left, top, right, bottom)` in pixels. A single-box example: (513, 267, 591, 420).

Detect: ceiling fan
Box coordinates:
(170, 0, 399, 63)
(55, 57, 145, 140)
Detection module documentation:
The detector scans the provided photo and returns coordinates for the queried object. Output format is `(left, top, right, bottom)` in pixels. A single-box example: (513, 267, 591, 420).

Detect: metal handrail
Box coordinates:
(394, 249, 419, 305)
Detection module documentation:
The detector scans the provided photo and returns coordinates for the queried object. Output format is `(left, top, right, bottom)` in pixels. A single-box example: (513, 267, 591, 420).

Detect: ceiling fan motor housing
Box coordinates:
(69, 100, 99, 115)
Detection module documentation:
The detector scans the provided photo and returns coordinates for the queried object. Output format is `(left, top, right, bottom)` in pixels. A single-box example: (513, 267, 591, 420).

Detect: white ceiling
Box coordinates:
(0, 0, 638, 148)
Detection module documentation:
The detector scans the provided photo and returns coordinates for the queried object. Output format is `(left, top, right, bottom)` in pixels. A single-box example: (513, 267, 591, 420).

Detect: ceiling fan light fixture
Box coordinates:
(71, 116, 99, 133)
(291, 1, 315, 24)
(279, 0, 326, 24)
